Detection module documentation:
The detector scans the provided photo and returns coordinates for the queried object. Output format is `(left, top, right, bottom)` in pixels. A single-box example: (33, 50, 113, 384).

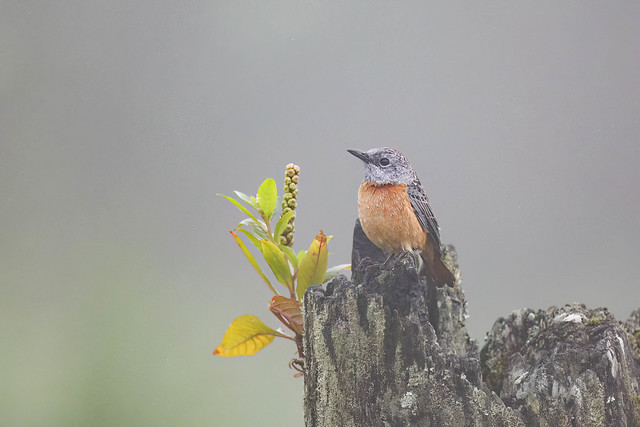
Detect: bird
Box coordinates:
(348, 147, 455, 287)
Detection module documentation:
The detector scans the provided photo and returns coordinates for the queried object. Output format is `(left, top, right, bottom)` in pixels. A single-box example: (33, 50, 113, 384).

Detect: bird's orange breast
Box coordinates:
(357, 182, 427, 253)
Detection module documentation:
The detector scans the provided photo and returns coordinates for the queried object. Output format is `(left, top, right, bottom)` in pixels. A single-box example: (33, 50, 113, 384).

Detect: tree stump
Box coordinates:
(302, 220, 640, 426)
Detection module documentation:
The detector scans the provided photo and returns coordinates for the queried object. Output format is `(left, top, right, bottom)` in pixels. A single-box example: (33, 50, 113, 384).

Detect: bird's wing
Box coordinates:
(407, 179, 442, 249)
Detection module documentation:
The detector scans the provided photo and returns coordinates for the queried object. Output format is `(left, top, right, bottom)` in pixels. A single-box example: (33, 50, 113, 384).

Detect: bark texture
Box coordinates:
(302, 220, 640, 426)
(481, 305, 640, 426)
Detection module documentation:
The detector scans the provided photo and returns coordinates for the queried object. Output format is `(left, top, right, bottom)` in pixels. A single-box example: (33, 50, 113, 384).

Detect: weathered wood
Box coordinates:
(302, 220, 640, 426)
(481, 305, 640, 426)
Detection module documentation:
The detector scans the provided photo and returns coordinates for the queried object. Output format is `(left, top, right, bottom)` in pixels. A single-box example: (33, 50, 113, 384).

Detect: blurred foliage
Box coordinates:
(0, 235, 307, 426)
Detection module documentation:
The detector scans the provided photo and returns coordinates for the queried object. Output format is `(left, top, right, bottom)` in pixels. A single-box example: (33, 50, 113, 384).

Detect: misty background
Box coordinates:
(2, 2, 639, 426)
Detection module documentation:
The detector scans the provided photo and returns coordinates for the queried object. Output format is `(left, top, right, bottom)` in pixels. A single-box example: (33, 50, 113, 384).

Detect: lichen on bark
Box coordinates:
(302, 220, 640, 426)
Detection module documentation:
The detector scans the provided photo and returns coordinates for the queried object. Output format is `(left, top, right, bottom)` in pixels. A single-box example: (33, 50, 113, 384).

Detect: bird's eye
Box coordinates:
(379, 158, 390, 167)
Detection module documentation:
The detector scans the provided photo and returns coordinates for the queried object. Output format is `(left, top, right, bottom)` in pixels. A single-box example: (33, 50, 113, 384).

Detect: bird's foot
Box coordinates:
(380, 253, 397, 270)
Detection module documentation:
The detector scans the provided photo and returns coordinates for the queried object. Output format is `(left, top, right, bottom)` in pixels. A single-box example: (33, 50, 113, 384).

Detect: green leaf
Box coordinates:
(234, 228, 261, 250)
(273, 209, 296, 241)
(296, 250, 306, 266)
(251, 223, 270, 240)
(261, 240, 293, 290)
(296, 231, 329, 300)
(238, 218, 255, 227)
(213, 314, 286, 357)
(230, 231, 278, 296)
(271, 197, 282, 222)
(239, 218, 268, 236)
(257, 178, 277, 220)
(279, 244, 299, 269)
(217, 194, 260, 224)
(239, 218, 270, 240)
(235, 192, 259, 209)
(234, 191, 254, 206)
(324, 264, 351, 282)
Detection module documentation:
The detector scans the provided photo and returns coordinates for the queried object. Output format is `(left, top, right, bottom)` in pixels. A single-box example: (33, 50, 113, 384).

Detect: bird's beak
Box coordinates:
(347, 149, 370, 163)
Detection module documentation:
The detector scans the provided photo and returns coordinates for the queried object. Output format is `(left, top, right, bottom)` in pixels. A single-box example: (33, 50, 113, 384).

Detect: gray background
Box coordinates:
(2, 1, 639, 426)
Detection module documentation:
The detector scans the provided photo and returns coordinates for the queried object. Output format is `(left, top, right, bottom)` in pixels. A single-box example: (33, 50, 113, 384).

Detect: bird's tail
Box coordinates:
(420, 250, 455, 288)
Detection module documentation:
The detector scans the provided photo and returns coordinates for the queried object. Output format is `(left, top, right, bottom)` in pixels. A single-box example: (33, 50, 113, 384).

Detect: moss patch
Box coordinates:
(585, 316, 605, 326)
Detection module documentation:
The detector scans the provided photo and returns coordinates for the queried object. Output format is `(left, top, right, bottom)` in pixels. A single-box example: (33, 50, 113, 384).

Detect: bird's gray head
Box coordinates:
(347, 147, 416, 185)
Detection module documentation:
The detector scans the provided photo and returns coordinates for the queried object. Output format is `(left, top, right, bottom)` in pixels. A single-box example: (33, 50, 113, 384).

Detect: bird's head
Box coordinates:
(348, 147, 416, 185)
